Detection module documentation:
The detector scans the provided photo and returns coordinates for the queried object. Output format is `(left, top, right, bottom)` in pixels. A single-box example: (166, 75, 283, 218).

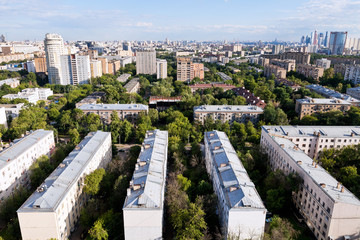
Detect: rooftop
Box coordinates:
(78, 103, 148, 111)
(149, 96, 182, 104)
(216, 72, 232, 81)
(194, 105, 264, 113)
(124, 78, 140, 92)
(296, 98, 351, 105)
(18, 131, 110, 212)
(205, 131, 265, 209)
(123, 130, 168, 209)
(117, 73, 131, 83)
(0, 129, 53, 170)
(306, 84, 360, 104)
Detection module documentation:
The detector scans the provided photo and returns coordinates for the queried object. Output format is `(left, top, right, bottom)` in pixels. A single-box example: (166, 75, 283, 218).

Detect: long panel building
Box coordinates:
(123, 130, 168, 240)
(260, 126, 360, 240)
(0, 130, 54, 203)
(205, 131, 266, 239)
(18, 131, 112, 240)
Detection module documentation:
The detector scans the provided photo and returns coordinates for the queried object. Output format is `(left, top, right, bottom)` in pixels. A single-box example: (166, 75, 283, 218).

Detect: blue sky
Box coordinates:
(1, 0, 359, 41)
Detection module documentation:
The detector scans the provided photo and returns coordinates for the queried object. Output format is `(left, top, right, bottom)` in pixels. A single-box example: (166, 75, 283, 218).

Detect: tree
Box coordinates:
(264, 215, 299, 240)
(84, 168, 106, 195)
(68, 128, 80, 145)
(29, 155, 53, 189)
(88, 219, 108, 240)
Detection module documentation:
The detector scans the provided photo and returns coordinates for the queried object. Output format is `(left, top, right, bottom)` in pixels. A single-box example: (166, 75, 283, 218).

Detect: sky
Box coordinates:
(1, 0, 360, 42)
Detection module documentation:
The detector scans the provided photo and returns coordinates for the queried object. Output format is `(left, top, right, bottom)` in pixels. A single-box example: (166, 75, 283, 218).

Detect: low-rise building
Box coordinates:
(149, 96, 182, 111)
(75, 92, 106, 108)
(194, 105, 263, 124)
(274, 78, 301, 91)
(123, 78, 140, 93)
(3, 88, 53, 104)
(295, 97, 351, 119)
(204, 131, 266, 239)
(190, 83, 235, 93)
(78, 103, 148, 124)
(0, 78, 20, 88)
(216, 72, 232, 81)
(0, 103, 24, 119)
(306, 84, 360, 106)
(344, 65, 360, 85)
(346, 86, 360, 100)
(117, 73, 131, 83)
(270, 59, 296, 72)
(261, 126, 360, 240)
(18, 131, 112, 240)
(296, 64, 324, 81)
(232, 87, 267, 108)
(0, 130, 55, 203)
(264, 64, 287, 79)
(316, 58, 331, 69)
(123, 130, 168, 240)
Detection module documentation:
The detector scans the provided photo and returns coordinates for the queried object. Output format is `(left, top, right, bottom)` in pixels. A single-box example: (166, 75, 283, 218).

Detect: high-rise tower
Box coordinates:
(44, 33, 65, 84)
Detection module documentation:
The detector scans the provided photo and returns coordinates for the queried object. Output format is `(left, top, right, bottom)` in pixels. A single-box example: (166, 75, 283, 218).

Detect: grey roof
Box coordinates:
(263, 125, 360, 139)
(205, 131, 265, 209)
(296, 98, 351, 105)
(123, 130, 168, 209)
(194, 105, 263, 113)
(306, 84, 360, 104)
(263, 126, 360, 206)
(18, 131, 110, 212)
(78, 103, 148, 111)
(0, 130, 53, 170)
(123, 78, 140, 92)
(117, 74, 131, 83)
(217, 72, 232, 81)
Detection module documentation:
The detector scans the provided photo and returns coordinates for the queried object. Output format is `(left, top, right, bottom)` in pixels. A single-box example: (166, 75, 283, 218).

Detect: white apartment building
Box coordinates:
(316, 58, 331, 70)
(136, 50, 156, 75)
(60, 54, 91, 85)
(44, 33, 65, 85)
(3, 88, 53, 104)
(0, 103, 25, 119)
(344, 65, 360, 85)
(0, 107, 6, 128)
(18, 131, 112, 240)
(0, 78, 20, 88)
(0, 130, 54, 203)
(156, 59, 167, 79)
(25, 60, 36, 73)
(90, 60, 102, 78)
(194, 105, 263, 124)
(261, 126, 360, 240)
(204, 131, 266, 239)
(123, 130, 168, 240)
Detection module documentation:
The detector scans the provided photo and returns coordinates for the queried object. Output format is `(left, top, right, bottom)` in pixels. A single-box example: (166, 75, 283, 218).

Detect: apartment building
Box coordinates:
(107, 60, 121, 75)
(0, 103, 24, 119)
(156, 59, 167, 79)
(123, 78, 140, 93)
(190, 83, 236, 93)
(316, 59, 331, 69)
(344, 65, 360, 85)
(3, 88, 53, 104)
(346, 86, 360, 100)
(204, 131, 266, 239)
(281, 52, 311, 64)
(306, 84, 360, 107)
(60, 54, 91, 85)
(270, 59, 296, 72)
(136, 50, 156, 75)
(34, 57, 47, 73)
(149, 96, 182, 111)
(0, 53, 34, 63)
(98, 58, 108, 74)
(90, 60, 102, 78)
(260, 126, 360, 240)
(194, 105, 263, 124)
(274, 78, 301, 91)
(264, 64, 287, 79)
(75, 92, 106, 108)
(18, 131, 112, 240)
(217, 72, 232, 81)
(296, 64, 324, 81)
(44, 33, 65, 85)
(78, 103, 148, 124)
(117, 73, 131, 83)
(232, 87, 267, 109)
(0, 130, 55, 203)
(0, 78, 20, 88)
(177, 57, 204, 81)
(123, 130, 168, 240)
(295, 97, 351, 119)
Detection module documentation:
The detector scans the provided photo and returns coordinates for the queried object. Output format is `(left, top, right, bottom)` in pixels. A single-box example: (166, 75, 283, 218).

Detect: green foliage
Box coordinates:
(29, 155, 53, 189)
(150, 77, 174, 97)
(88, 218, 108, 240)
(264, 215, 300, 240)
(68, 128, 80, 145)
(84, 168, 106, 195)
(177, 174, 192, 192)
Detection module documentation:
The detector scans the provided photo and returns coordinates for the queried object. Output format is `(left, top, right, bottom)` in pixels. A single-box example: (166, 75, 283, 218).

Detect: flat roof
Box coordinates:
(194, 105, 263, 113)
(18, 131, 110, 212)
(123, 130, 168, 209)
(216, 72, 232, 81)
(306, 84, 360, 103)
(123, 78, 139, 92)
(117, 74, 131, 83)
(263, 128, 360, 206)
(78, 103, 148, 111)
(0, 129, 53, 170)
(205, 131, 265, 209)
(296, 98, 351, 105)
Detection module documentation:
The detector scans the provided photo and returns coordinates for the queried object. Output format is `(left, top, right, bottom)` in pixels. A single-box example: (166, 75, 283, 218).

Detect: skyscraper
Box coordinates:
(324, 31, 329, 47)
(329, 32, 348, 55)
(136, 50, 156, 75)
(60, 54, 91, 85)
(313, 30, 318, 45)
(44, 33, 65, 84)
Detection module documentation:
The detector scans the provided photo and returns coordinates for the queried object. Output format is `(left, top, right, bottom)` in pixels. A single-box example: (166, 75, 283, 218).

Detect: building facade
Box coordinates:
(306, 84, 360, 106)
(194, 105, 263, 124)
(204, 131, 266, 239)
(329, 32, 348, 55)
(78, 103, 148, 124)
(60, 54, 91, 85)
(346, 86, 360, 100)
(156, 59, 167, 79)
(3, 88, 53, 104)
(270, 59, 296, 72)
(123, 130, 168, 240)
(295, 97, 351, 119)
(34, 57, 47, 73)
(316, 59, 331, 69)
(136, 50, 156, 75)
(90, 60, 102, 78)
(261, 126, 360, 240)
(0, 78, 20, 88)
(18, 131, 112, 240)
(190, 83, 235, 93)
(44, 33, 65, 85)
(264, 64, 287, 79)
(232, 87, 267, 108)
(0, 103, 24, 119)
(296, 64, 324, 81)
(0, 130, 55, 203)
(123, 78, 140, 93)
(344, 65, 360, 85)
(177, 57, 204, 82)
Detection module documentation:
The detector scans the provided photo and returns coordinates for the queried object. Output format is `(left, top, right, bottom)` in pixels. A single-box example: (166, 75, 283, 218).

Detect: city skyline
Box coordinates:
(1, 0, 360, 41)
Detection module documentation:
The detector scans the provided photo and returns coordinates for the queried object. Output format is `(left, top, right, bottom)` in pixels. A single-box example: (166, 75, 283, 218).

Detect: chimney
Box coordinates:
(315, 163, 318, 168)
(297, 161, 302, 165)
(127, 188, 131, 196)
(320, 183, 326, 188)
(337, 182, 341, 189)
(312, 161, 315, 166)
(341, 186, 345, 193)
